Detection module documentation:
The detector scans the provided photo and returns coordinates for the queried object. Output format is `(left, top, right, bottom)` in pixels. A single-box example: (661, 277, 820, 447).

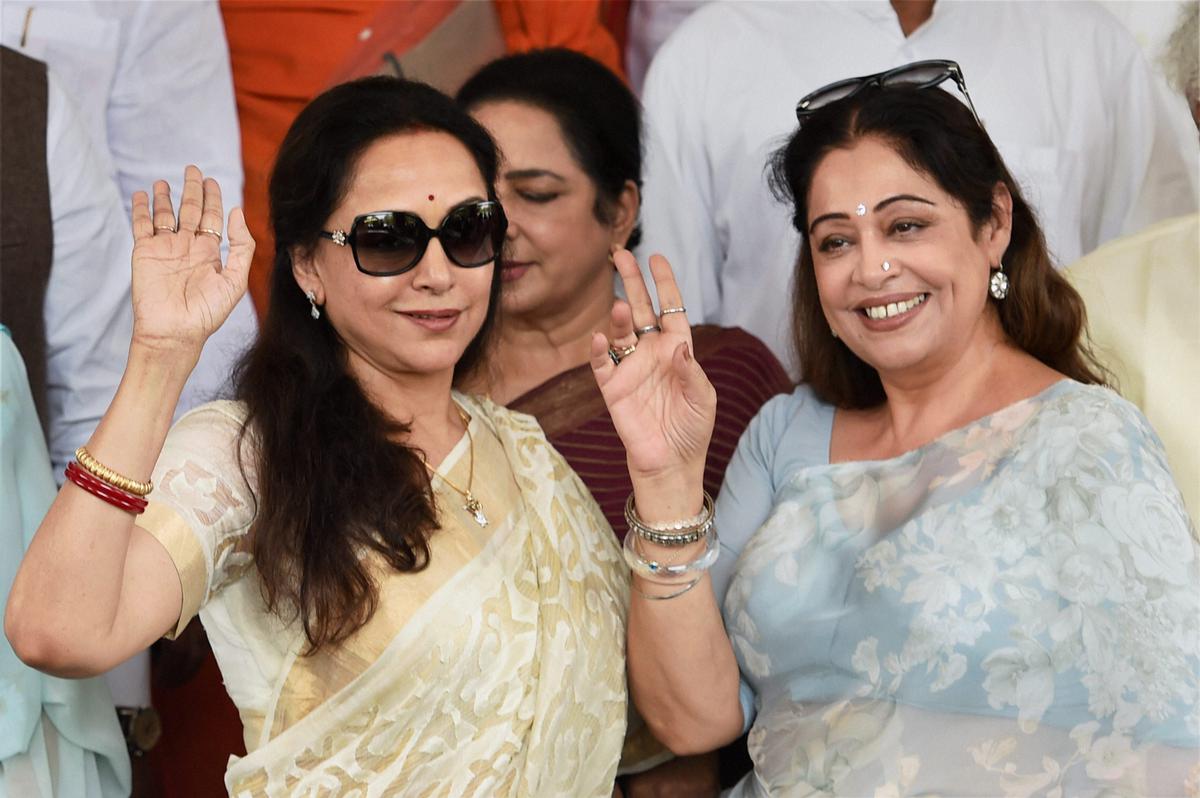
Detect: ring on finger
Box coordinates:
(196, 227, 223, 242)
(634, 324, 661, 337)
(659, 306, 687, 317)
(154, 224, 177, 234)
(609, 343, 638, 365)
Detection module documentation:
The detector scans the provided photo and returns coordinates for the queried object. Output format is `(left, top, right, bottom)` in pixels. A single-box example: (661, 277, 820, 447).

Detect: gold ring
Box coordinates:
(196, 227, 223, 242)
(659, 306, 687, 316)
(608, 343, 637, 365)
(154, 224, 176, 234)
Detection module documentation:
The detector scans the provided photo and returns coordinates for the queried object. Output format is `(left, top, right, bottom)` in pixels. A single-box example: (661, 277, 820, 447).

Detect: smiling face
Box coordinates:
(470, 100, 631, 321)
(806, 136, 1011, 382)
(294, 130, 495, 389)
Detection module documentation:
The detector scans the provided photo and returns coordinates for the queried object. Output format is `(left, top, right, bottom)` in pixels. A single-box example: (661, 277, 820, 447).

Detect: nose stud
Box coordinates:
(881, 260, 891, 272)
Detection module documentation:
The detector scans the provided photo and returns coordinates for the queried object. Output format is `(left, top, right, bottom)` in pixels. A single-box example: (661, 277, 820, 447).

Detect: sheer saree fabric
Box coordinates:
(723, 382, 1199, 796)
(141, 393, 628, 796)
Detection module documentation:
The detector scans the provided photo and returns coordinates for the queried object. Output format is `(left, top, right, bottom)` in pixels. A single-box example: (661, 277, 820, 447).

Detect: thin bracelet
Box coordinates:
(75, 446, 153, 496)
(65, 462, 147, 514)
(623, 524, 720, 582)
(632, 575, 703, 601)
(625, 491, 714, 532)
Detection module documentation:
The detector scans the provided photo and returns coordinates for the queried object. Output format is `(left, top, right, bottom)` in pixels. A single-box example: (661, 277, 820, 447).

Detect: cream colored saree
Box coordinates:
(143, 394, 629, 796)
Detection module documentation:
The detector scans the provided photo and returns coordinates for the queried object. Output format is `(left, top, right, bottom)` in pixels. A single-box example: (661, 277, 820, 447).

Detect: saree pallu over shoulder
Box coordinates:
(224, 398, 630, 797)
(723, 382, 1200, 797)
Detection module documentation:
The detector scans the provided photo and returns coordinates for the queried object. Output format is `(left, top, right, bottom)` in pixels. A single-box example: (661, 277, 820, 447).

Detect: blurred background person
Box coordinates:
(1067, 0, 1199, 527)
(0, 46, 131, 798)
(1, 327, 130, 797)
(2, 7, 258, 789)
(635, 0, 1200, 371)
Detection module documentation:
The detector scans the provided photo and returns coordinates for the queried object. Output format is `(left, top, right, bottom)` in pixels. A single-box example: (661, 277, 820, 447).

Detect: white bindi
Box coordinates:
(855, 203, 867, 216)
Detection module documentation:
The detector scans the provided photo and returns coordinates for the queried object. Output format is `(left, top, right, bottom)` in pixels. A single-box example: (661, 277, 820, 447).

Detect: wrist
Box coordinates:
(628, 465, 705, 525)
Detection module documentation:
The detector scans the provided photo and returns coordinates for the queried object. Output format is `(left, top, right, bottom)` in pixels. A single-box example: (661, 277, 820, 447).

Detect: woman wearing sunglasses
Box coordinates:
(596, 65, 1199, 796)
(7, 77, 629, 795)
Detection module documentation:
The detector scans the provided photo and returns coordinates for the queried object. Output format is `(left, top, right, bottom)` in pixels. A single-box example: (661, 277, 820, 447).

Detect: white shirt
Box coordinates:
(3, 0, 257, 708)
(637, 0, 1200, 371)
(2, 0, 258, 419)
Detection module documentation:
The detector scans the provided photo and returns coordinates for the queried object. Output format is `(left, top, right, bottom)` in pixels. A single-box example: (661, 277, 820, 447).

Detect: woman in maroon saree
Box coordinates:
(457, 49, 791, 540)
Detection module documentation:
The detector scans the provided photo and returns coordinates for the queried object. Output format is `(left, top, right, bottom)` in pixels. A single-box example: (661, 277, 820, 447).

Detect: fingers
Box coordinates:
(176, 165, 204, 233)
(610, 300, 637, 347)
(197, 178, 224, 241)
(131, 191, 154, 241)
(152, 180, 177, 233)
(613, 248, 660, 329)
(590, 331, 616, 385)
(648, 255, 690, 336)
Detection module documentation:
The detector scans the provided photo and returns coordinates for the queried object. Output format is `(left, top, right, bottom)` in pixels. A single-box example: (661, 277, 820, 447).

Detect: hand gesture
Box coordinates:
(129, 165, 253, 355)
(590, 252, 716, 497)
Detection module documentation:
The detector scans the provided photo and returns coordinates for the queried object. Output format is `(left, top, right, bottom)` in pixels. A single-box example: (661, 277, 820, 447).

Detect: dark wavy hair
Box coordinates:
(769, 84, 1108, 408)
(456, 48, 643, 249)
(233, 77, 503, 652)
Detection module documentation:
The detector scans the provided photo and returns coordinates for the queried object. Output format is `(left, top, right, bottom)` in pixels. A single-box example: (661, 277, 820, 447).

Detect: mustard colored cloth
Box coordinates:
(1067, 214, 1199, 527)
(140, 393, 629, 795)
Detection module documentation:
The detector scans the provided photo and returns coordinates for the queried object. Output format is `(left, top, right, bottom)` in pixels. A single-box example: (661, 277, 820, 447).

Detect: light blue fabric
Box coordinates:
(0, 328, 130, 795)
(716, 380, 1199, 796)
(713, 384, 833, 732)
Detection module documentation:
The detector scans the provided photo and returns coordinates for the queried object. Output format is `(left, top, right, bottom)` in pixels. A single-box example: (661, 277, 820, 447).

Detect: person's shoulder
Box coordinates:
(1036, 380, 1165, 456)
(743, 383, 832, 455)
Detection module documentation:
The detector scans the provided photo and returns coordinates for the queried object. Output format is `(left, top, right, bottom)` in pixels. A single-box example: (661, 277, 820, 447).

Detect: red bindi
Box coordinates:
(427, 194, 435, 201)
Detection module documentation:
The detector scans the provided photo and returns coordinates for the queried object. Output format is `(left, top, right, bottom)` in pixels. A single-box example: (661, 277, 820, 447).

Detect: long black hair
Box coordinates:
(234, 77, 503, 652)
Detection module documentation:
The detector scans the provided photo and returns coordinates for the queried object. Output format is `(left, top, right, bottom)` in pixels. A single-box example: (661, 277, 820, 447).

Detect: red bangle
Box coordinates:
(65, 461, 148, 514)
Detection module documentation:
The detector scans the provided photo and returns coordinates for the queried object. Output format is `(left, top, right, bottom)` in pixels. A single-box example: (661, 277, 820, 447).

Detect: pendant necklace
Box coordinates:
(424, 405, 488, 528)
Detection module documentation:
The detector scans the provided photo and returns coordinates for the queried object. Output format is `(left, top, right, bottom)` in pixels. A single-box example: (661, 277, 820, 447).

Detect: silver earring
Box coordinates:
(306, 290, 321, 319)
(989, 263, 1009, 300)
(881, 260, 891, 272)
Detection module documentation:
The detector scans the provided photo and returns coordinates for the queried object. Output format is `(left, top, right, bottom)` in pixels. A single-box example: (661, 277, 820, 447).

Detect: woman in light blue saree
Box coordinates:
(590, 62, 1199, 796)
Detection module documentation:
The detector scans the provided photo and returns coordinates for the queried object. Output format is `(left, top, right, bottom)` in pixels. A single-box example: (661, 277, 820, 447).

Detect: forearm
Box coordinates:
(625, 473, 744, 754)
(6, 343, 196, 670)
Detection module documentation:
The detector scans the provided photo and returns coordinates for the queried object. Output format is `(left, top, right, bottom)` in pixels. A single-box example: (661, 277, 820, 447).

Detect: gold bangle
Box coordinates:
(74, 447, 153, 496)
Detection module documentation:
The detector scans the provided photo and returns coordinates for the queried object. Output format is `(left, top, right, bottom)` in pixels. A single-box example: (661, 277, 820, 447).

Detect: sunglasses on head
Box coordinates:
(795, 59, 981, 126)
(318, 200, 507, 277)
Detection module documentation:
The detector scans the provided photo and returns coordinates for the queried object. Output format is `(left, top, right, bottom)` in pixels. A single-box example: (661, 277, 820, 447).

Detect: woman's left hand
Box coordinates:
(590, 251, 716, 498)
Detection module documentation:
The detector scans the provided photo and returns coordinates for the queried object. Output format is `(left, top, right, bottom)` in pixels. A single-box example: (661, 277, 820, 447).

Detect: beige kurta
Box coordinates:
(140, 393, 629, 796)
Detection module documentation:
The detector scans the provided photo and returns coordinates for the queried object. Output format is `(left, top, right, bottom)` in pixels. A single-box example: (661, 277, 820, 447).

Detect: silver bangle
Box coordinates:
(623, 524, 720, 581)
(633, 574, 703, 601)
(625, 491, 715, 546)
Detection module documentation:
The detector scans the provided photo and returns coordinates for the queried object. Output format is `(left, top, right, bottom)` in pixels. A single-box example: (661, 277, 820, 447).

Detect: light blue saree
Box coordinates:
(724, 381, 1198, 796)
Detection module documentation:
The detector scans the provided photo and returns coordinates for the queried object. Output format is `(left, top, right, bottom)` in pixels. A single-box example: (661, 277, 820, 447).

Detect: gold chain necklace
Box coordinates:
(423, 405, 488, 528)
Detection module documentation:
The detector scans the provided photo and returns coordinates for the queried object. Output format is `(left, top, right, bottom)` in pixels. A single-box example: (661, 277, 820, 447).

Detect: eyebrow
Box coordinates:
(807, 194, 936, 234)
(504, 168, 566, 182)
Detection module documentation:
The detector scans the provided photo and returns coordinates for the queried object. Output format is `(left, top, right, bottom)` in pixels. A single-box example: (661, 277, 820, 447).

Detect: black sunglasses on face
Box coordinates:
(795, 59, 981, 126)
(318, 200, 507, 277)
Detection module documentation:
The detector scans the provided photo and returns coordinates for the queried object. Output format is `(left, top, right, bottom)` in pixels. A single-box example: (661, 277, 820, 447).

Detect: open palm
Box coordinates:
(129, 165, 253, 354)
(591, 252, 716, 481)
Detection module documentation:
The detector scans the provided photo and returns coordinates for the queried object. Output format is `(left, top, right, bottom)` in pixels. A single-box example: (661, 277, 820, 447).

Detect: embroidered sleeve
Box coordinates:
(141, 400, 257, 638)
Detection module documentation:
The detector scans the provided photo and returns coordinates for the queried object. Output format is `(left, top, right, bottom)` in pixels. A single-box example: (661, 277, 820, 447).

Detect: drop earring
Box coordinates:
(306, 290, 321, 319)
(989, 262, 1009, 300)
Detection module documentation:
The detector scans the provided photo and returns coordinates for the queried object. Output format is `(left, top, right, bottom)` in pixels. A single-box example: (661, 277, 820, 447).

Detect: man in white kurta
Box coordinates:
(636, 0, 1200, 370)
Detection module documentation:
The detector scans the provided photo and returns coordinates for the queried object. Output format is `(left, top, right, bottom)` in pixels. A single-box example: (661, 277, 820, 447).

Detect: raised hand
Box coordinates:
(590, 251, 716, 499)
(129, 165, 253, 356)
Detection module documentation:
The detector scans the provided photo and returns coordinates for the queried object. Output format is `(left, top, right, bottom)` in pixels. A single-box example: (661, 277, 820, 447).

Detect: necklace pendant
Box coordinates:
(464, 494, 488, 527)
